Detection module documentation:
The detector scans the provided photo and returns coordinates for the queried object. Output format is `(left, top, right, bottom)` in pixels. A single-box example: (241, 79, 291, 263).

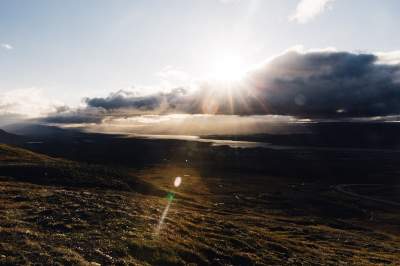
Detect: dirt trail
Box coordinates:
(335, 184, 400, 207)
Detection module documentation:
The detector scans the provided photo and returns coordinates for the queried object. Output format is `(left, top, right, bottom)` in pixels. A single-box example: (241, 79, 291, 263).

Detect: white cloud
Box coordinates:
(376, 51, 400, 65)
(290, 0, 335, 24)
(0, 88, 64, 118)
(1, 43, 13, 50)
(376, 51, 400, 83)
(154, 66, 201, 97)
(156, 66, 193, 88)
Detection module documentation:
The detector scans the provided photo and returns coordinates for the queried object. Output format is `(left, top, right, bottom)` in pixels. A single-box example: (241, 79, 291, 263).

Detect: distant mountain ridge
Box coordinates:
(205, 122, 400, 150)
(3, 123, 81, 138)
(0, 129, 22, 144)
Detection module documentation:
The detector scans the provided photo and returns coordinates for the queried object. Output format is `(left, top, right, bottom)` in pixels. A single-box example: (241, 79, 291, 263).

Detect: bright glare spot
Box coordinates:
(174, 176, 182, 187)
(212, 54, 245, 81)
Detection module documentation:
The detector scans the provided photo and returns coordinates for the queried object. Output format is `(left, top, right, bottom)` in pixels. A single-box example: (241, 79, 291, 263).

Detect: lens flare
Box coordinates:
(154, 177, 182, 236)
(155, 200, 171, 235)
(174, 176, 182, 187)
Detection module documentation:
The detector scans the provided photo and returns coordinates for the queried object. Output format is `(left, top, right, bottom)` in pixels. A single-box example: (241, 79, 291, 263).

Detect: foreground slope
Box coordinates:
(0, 144, 399, 265)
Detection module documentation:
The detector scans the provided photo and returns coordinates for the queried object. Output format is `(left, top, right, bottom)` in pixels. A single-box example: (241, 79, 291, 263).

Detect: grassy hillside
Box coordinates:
(0, 144, 399, 265)
(0, 144, 158, 193)
(0, 144, 58, 163)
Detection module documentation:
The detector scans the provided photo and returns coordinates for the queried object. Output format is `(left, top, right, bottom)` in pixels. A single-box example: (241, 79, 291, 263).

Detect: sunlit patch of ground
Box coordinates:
(0, 144, 399, 265)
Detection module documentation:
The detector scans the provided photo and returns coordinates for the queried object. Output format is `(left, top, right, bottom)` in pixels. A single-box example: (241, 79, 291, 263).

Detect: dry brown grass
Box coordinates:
(0, 144, 399, 265)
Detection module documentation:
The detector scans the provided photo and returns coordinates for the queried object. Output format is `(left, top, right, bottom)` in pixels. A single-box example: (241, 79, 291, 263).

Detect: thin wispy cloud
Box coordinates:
(156, 66, 193, 88)
(1, 43, 13, 50)
(290, 0, 335, 23)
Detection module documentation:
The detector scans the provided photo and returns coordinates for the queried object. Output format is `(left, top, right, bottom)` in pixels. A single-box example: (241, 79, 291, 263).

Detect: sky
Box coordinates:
(1, 0, 400, 132)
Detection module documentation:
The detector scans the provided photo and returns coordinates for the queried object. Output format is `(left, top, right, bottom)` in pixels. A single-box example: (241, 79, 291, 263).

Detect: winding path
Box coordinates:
(335, 184, 400, 207)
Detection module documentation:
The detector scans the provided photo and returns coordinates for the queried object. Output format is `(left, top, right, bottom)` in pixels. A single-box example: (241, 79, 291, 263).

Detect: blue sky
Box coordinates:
(0, 0, 400, 120)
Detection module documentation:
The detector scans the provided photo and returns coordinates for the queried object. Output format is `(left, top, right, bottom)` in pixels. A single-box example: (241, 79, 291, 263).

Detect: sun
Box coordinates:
(211, 54, 245, 82)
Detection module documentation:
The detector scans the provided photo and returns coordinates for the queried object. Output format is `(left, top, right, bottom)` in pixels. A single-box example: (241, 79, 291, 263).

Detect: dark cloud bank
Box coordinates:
(45, 49, 400, 123)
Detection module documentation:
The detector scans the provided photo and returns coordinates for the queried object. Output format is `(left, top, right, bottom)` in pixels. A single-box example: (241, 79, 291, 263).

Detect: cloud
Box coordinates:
(41, 106, 105, 124)
(0, 88, 65, 120)
(0, 113, 25, 127)
(84, 88, 189, 112)
(376, 50, 400, 65)
(42, 48, 400, 124)
(290, 0, 334, 23)
(41, 88, 191, 124)
(1, 43, 13, 50)
(244, 49, 400, 117)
